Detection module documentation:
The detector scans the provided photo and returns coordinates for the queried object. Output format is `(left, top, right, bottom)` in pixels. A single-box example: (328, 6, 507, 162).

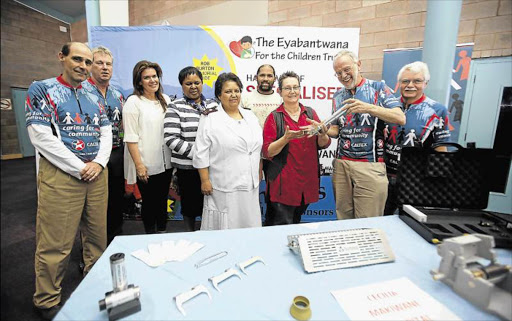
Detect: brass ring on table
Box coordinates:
(290, 296, 311, 321)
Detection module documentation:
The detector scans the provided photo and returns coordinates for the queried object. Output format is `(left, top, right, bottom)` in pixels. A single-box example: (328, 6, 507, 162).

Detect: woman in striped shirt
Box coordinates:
(164, 67, 218, 231)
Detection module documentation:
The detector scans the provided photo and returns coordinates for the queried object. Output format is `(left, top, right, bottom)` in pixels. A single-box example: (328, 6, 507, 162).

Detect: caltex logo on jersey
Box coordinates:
(72, 140, 85, 151)
(343, 140, 350, 149)
(377, 139, 384, 149)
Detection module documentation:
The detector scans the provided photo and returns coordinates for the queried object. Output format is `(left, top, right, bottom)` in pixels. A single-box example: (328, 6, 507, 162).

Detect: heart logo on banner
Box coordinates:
(229, 40, 243, 58)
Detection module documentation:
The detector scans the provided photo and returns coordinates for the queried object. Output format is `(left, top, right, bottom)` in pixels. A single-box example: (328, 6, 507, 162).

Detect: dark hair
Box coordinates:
(278, 71, 301, 90)
(241, 36, 252, 44)
(214, 72, 243, 99)
(61, 42, 72, 56)
(61, 41, 88, 57)
(178, 66, 203, 85)
(132, 60, 167, 112)
(256, 64, 276, 77)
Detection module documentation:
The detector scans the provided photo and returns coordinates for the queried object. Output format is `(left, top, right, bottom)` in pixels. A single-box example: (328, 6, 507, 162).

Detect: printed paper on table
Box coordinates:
(331, 277, 461, 320)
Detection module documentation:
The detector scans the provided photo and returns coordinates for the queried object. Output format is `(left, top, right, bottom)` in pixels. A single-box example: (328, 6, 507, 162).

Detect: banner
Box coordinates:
(91, 25, 360, 222)
(382, 44, 474, 142)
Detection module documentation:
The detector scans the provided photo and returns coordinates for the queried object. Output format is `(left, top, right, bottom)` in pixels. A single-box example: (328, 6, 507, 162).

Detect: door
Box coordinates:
(459, 57, 512, 214)
(11, 87, 35, 157)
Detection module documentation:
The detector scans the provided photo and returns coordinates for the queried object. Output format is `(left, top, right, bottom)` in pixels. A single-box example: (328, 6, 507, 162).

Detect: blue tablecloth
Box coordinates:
(55, 216, 512, 320)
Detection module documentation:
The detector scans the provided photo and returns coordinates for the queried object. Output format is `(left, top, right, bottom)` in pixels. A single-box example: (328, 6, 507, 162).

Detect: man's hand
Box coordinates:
(80, 162, 103, 182)
(342, 98, 376, 115)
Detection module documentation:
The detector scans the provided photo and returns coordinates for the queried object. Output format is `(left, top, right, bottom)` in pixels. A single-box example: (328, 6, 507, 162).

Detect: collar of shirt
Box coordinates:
(87, 77, 111, 96)
(57, 75, 82, 89)
(184, 94, 206, 111)
(274, 102, 307, 115)
(401, 94, 426, 110)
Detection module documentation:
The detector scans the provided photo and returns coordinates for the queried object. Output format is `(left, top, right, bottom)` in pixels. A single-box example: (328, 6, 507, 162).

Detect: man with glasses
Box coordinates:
(383, 61, 450, 215)
(26, 42, 112, 320)
(324, 50, 405, 220)
(241, 64, 282, 128)
(82, 46, 125, 244)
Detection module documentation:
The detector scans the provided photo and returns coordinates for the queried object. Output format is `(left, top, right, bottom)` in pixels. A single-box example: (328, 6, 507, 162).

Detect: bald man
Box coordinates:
(26, 42, 112, 320)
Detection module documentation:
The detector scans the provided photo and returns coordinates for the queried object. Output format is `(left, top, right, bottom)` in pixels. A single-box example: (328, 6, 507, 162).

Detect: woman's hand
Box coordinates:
(201, 179, 213, 196)
(283, 125, 305, 142)
(300, 119, 328, 138)
(136, 163, 149, 183)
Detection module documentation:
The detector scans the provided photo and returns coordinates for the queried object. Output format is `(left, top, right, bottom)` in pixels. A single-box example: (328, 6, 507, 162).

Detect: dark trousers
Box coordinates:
(176, 168, 203, 218)
(107, 147, 125, 244)
(383, 175, 398, 216)
(266, 197, 309, 226)
(137, 169, 172, 233)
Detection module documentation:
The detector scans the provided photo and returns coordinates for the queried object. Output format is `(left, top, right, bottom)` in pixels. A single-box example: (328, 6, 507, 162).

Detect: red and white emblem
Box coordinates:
(343, 140, 351, 149)
(377, 139, 384, 149)
(72, 140, 85, 151)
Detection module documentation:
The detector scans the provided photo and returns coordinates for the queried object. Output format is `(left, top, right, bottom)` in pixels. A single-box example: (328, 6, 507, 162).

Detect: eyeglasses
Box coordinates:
(334, 65, 354, 78)
(400, 79, 425, 85)
(282, 86, 300, 92)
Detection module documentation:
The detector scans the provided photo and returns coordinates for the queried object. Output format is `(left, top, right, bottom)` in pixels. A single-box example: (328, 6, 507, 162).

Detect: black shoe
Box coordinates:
(35, 304, 61, 320)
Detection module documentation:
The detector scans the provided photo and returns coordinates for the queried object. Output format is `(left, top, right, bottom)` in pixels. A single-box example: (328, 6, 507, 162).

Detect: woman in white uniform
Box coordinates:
(193, 72, 263, 230)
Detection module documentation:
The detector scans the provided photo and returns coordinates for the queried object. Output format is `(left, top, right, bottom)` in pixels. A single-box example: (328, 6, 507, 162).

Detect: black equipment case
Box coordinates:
(396, 142, 512, 248)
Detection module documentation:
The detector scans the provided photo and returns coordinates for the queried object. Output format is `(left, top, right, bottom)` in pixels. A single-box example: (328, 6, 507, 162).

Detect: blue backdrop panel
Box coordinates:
(382, 45, 473, 142)
(91, 26, 231, 99)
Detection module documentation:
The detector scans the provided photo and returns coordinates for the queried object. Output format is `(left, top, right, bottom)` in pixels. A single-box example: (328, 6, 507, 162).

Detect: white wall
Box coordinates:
(100, 0, 129, 26)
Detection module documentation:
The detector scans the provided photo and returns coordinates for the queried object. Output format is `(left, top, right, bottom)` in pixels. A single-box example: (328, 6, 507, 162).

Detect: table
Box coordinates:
(55, 216, 512, 320)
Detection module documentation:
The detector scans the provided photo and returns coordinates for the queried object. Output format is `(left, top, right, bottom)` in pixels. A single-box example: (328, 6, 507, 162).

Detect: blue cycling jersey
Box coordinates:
(384, 95, 451, 175)
(25, 76, 110, 162)
(82, 78, 124, 149)
(333, 78, 401, 162)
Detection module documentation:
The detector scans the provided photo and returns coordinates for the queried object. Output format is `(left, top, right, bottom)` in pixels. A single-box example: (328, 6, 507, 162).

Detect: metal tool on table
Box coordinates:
(195, 251, 228, 268)
(288, 229, 395, 273)
(174, 284, 212, 316)
(431, 234, 512, 321)
(209, 268, 242, 292)
(237, 256, 266, 274)
(98, 253, 142, 321)
(307, 105, 346, 136)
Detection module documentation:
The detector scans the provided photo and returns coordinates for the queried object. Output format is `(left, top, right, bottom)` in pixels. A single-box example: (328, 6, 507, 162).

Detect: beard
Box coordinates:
(258, 82, 273, 93)
(344, 69, 359, 90)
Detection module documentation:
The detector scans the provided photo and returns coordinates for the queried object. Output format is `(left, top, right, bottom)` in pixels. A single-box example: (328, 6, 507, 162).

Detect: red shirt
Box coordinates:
(262, 104, 329, 206)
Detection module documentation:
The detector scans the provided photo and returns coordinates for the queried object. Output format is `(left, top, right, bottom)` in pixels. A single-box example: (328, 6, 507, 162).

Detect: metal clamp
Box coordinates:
(237, 256, 266, 275)
(173, 284, 211, 316)
(208, 268, 242, 292)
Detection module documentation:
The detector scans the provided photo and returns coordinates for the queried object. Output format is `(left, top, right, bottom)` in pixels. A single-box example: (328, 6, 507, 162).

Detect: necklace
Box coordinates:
(286, 108, 300, 116)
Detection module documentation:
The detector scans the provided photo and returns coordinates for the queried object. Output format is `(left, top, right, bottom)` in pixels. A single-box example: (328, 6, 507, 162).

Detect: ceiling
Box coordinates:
(15, 0, 86, 23)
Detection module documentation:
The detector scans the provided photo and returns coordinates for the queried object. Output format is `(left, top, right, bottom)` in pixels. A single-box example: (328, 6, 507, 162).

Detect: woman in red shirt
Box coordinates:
(262, 71, 331, 225)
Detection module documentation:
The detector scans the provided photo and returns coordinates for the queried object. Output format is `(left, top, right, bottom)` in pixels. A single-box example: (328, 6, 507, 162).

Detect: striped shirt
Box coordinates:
(163, 96, 218, 169)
